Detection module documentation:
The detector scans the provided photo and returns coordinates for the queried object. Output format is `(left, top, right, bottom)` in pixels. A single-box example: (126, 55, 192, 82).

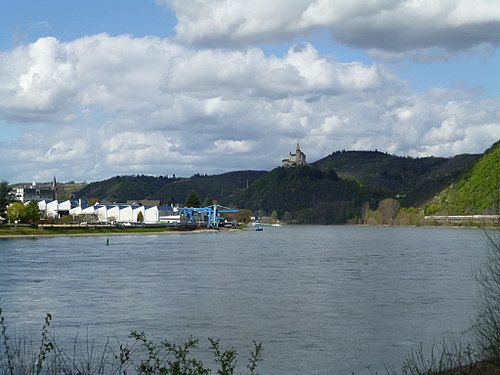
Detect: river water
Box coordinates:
(0, 226, 486, 374)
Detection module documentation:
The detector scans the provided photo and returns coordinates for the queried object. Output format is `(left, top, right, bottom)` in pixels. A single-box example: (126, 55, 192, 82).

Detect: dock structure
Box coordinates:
(178, 204, 239, 228)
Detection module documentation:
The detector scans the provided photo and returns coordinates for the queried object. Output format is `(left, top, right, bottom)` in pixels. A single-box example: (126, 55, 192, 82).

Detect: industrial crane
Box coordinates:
(179, 204, 239, 228)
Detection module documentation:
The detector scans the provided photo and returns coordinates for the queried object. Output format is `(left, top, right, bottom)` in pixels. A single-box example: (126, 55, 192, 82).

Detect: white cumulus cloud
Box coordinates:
(0, 32, 498, 182)
(161, 0, 500, 56)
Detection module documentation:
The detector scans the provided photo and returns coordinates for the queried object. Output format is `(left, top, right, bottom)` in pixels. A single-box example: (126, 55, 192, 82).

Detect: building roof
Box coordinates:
(127, 199, 161, 206)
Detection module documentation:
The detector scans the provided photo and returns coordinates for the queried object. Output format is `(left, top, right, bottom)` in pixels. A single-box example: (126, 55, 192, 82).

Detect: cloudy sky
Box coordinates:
(1, 0, 499, 183)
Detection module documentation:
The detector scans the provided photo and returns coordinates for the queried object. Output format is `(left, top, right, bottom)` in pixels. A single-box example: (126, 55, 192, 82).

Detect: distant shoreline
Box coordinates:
(1, 222, 494, 239)
(0, 225, 235, 239)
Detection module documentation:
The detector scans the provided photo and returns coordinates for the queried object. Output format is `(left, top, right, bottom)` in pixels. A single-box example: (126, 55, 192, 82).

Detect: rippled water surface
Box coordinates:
(0, 226, 485, 374)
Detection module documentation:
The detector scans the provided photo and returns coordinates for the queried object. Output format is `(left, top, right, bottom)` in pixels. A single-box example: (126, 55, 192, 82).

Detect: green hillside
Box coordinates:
(312, 150, 479, 207)
(425, 141, 500, 215)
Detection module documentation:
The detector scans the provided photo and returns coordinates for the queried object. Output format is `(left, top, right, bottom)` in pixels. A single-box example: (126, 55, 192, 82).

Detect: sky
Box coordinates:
(0, 0, 499, 183)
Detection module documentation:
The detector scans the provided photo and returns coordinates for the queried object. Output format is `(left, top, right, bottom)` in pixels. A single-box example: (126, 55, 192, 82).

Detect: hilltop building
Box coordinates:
(282, 143, 307, 167)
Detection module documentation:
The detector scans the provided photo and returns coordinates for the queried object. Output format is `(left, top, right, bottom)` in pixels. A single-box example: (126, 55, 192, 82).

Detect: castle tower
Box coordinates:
(282, 143, 307, 167)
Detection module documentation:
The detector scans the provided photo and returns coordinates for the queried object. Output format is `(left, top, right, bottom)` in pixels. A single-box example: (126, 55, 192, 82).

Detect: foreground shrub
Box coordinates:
(397, 222, 500, 375)
(474, 225, 500, 363)
(130, 331, 262, 375)
(0, 310, 262, 375)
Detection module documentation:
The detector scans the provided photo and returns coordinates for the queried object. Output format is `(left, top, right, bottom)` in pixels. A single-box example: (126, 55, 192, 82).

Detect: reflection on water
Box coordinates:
(0, 226, 484, 374)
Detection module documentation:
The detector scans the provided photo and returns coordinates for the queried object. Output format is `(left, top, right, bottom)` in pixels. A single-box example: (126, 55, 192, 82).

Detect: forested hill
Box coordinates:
(75, 170, 267, 205)
(312, 150, 480, 207)
(230, 165, 385, 223)
(73, 144, 497, 221)
(425, 141, 500, 215)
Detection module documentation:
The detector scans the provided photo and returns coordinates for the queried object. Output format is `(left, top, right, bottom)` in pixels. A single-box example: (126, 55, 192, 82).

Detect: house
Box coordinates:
(282, 143, 307, 167)
(15, 186, 55, 202)
(14, 177, 58, 203)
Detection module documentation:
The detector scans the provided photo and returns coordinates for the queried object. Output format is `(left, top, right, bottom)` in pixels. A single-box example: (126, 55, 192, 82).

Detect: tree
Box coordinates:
(185, 192, 201, 208)
(6, 202, 26, 223)
(0, 181, 13, 215)
(137, 211, 144, 222)
(203, 195, 214, 207)
(225, 208, 252, 224)
(24, 200, 41, 224)
(377, 198, 400, 225)
(361, 202, 370, 224)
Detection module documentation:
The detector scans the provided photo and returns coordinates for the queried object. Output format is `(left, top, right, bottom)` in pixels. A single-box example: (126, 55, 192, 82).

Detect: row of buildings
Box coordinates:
(33, 199, 238, 227)
(10, 178, 238, 227)
(37, 199, 179, 224)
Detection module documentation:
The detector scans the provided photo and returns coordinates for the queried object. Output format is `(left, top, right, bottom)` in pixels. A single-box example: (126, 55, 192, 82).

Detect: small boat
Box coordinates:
(254, 223, 263, 231)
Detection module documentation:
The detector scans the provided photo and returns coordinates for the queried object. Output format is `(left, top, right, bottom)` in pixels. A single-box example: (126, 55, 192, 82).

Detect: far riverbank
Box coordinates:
(0, 224, 233, 238)
(1, 220, 494, 239)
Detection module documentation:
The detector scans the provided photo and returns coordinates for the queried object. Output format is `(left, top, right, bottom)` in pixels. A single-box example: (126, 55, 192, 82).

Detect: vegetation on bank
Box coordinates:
(0, 310, 263, 375)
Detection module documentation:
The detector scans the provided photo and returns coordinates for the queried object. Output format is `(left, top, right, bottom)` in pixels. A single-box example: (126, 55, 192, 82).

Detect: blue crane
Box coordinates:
(179, 204, 239, 228)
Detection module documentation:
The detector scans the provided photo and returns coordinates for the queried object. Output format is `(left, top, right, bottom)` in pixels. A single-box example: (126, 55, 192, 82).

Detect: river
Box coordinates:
(0, 226, 486, 374)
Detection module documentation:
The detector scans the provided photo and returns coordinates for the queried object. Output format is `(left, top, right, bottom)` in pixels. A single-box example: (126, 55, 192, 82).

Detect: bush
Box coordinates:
(396, 221, 500, 375)
(474, 223, 500, 363)
(0, 310, 263, 375)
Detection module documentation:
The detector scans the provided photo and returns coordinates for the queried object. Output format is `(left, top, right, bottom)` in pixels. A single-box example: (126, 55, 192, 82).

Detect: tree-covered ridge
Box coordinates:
(312, 150, 480, 207)
(231, 165, 385, 223)
(68, 144, 497, 222)
(76, 175, 177, 203)
(426, 141, 500, 215)
(76, 171, 267, 205)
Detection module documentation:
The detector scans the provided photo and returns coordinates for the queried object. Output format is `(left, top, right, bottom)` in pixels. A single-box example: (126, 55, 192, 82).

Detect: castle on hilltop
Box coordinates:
(282, 143, 307, 167)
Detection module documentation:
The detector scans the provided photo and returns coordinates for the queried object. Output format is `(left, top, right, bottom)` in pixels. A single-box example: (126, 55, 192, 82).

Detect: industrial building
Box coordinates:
(36, 200, 237, 227)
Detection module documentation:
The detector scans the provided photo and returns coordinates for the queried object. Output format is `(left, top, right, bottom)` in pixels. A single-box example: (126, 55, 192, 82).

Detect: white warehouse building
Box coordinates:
(38, 200, 175, 224)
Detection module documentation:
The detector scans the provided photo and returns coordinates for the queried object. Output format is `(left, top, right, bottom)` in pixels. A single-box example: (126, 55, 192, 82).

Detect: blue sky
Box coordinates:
(0, 0, 499, 182)
(0, 0, 175, 47)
